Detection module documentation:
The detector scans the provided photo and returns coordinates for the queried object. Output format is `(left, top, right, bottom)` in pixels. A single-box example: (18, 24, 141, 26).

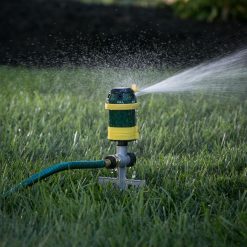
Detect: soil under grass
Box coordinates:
(1, 0, 247, 67)
(0, 66, 247, 247)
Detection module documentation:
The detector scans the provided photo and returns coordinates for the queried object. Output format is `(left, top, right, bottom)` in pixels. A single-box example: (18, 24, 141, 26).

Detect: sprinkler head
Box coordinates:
(105, 87, 139, 141)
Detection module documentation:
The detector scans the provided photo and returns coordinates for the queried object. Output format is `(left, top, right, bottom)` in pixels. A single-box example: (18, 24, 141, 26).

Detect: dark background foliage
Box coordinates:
(0, 0, 246, 67)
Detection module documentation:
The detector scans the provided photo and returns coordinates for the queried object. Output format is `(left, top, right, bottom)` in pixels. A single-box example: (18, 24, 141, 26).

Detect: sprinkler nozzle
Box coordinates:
(131, 84, 139, 93)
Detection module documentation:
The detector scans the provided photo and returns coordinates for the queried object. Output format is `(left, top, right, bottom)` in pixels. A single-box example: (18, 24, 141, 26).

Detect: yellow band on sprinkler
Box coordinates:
(105, 103, 139, 110)
(108, 126, 139, 141)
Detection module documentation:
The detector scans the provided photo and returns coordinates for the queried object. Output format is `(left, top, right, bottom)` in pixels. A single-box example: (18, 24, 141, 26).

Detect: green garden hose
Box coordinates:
(3, 160, 105, 197)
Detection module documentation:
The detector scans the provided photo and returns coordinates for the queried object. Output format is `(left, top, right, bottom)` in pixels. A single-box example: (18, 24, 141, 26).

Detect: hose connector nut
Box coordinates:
(104, 155, 120, 169)
(104, 153, 136, 169)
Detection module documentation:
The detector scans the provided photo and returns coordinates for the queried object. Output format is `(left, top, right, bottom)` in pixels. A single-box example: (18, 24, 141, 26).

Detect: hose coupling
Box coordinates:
(104, 153, 136, 169)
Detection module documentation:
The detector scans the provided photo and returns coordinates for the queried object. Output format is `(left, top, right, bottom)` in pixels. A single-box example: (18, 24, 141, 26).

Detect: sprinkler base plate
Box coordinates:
(98, 176, 145, 189)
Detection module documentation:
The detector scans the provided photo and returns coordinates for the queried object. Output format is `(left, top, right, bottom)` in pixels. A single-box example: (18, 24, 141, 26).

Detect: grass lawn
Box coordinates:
(0, 65, 247, 247)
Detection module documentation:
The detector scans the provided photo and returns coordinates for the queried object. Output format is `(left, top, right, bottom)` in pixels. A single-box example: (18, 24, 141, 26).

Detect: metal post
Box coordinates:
(117, 144, 127, 190)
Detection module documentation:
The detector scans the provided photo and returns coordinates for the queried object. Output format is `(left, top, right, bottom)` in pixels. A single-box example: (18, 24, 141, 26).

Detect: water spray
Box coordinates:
(136, 49, 247, 96)
(3, 84, 144, 197)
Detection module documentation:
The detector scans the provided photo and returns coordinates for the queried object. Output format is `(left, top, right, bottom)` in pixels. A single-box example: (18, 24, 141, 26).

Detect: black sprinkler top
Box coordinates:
(107, 87, 137, 104)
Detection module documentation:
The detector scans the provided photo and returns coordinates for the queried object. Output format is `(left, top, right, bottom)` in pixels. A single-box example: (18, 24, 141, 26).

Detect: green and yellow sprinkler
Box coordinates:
(3, 84, 144, 197)
(99, 84, 145, 189)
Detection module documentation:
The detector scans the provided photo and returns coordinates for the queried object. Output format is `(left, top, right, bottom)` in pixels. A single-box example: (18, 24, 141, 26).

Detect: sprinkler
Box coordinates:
(3, 84, 144, 197)
(99, 86, 145, 189)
